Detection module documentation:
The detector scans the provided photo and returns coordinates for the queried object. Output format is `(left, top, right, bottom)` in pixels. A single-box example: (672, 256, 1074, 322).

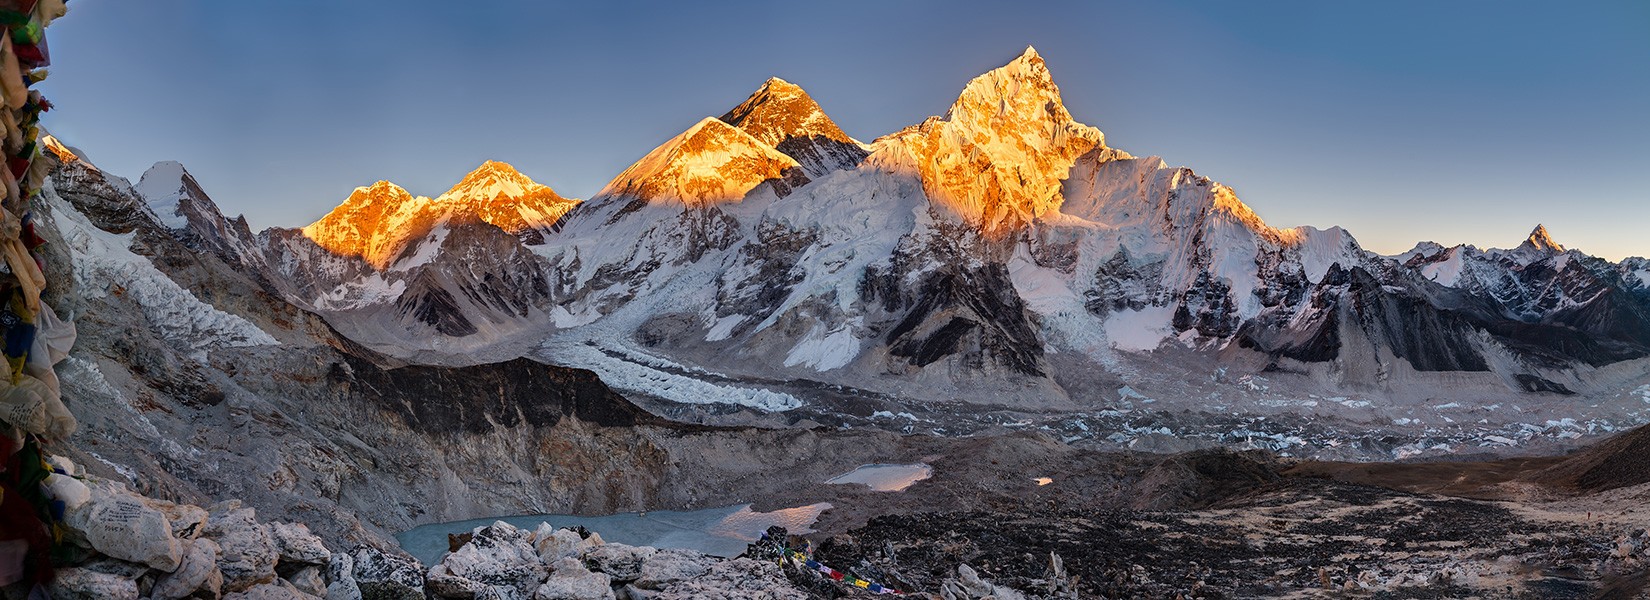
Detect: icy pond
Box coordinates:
(397, 502, 832, 567)
(825, 463, 932, 492)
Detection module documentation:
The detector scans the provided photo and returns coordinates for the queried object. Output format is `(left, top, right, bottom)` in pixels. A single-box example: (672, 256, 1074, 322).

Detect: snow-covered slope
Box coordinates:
(145, 47, 1650, 416)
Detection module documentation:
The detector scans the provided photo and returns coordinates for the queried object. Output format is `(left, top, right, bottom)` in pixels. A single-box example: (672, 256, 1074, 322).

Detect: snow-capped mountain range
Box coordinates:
(121, 46, 1650, 415)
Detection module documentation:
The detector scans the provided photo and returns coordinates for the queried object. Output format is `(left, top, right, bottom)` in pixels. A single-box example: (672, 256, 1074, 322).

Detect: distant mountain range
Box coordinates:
(77, 46, 1650, 412)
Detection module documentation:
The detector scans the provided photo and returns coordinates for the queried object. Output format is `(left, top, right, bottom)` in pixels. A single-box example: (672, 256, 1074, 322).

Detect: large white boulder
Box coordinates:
(533, 557, 614, 600)
(62, 481, 182, 571)
(324, 551, 361, 600)
(47, 566, 140, 600)
(633, 548, 715, 591)
(152, 537, 225, 600)
(225, 577, 323, 599)
(532, 524, 585, 563)
(349, 546, 424, 600)
(652, 558, 807, 600)
(581, 543, 655, 584)
(436, 521, 547, 595)
(272, 522, 333, 565)
(205, 502, 280, 593)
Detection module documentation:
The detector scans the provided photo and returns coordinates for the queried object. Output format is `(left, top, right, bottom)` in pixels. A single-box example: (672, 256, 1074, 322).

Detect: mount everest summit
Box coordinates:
(119, 47, 1650, 424)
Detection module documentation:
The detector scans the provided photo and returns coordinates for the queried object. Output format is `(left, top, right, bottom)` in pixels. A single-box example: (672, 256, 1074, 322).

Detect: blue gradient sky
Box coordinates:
(40, 1, 1650, 259)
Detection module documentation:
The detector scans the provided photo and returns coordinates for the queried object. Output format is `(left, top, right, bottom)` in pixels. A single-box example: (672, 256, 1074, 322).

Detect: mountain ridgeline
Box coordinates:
(116, 47, 1650, 409)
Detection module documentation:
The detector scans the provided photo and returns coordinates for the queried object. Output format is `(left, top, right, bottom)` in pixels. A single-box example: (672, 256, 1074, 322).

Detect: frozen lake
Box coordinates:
(825, 463, 932, 492)
(397, 502, 832, 567)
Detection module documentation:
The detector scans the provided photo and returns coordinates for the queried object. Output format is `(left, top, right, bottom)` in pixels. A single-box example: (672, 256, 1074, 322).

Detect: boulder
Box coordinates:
(325, 551, 360, 600)
(62, 481, 182, 571)
(164, 502, 212, 540)
(532, 526, 585, 564)
(938, 564, 1027, 600)
(205, 502, 281, 593)
(288, 565, 329, 597)
(652, 558, 806, 600)
(47, 566, 140, 600)
(581, 543, 654, 583)
(425, 563, 487, 598)
(436, 521, 547, 595)
(633, 549, 714, 591)
(350, 546, 424, 600)
(479, 585, 529, 600)
(533, 558, 614, 600)
(225, 577, 322, 599)
(272, 522, 333, 565)
(152, 537, 225, 600)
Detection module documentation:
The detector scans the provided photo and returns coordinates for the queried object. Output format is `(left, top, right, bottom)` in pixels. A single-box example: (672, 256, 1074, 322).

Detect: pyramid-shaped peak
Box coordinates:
(441, 160, 560, 201)
(886, 47, 1105, 234)
(1524, 224, 1564, 253)
(359, 180, 412, 196)
(719, 78, 852, 149)
(760, 76, 804, 93)
(598, 116, 803, 206)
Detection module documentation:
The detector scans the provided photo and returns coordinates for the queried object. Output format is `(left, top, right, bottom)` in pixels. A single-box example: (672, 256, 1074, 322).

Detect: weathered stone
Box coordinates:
(62, 481, 182, 571)
(153, 537, 225, 600)
(47, 566, 140, 600)
(225, 577, 321, 599)
(325, 551, 361, 600)
(939, 564, 1027, 600)
(477, 584, 529, 600)
(633, 549, 714, 591)
(425, 563, 488, 598)
(533, 526, 585, 564)
(288, 565, 329, 597)
(163, 502, 212, 540)
(533, 558, 614, 600)
(652, 558, 806, 600)
(581, 543, 654, 584)
(272, 522, 333, 565)
(205, 503, 281, 593)
(437, 521, 547, 595)
(350, 546, 424, 600)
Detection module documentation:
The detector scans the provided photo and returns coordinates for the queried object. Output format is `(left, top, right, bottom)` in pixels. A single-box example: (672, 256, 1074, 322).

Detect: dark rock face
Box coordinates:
(395, 270, 476, 337)
(1538, 424, 1650, 493)
(334, 353, 661, 435)
(388, 219, 556, 337)
(772, 135, 869, 177)
(871, 262, 1045, 377)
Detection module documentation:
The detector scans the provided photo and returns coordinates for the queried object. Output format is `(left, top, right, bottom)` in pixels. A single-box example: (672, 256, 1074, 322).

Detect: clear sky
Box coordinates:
(39, 0, 1650, 260)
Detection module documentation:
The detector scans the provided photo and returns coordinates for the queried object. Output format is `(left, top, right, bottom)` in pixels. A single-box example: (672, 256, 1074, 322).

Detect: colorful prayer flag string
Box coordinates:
(787, 549, 903, 595)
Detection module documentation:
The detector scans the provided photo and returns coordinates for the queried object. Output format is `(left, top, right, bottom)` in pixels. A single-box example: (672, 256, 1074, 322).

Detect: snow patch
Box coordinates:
(49, 185, 278, 358)
(782, 323, 860, 371)
(134, 161, 191, 230)
(1103, 305, 1176, 352)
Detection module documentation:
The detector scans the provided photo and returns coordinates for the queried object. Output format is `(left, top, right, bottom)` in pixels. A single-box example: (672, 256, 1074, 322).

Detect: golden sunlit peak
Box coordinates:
(303, 161, 580, 269)
(42, 134, 82, 163)
(1524, 224, 1564, 253)
(600, 116, 803, 206)
(882, 46, 1104, 235)
(721, 76, 852, 149)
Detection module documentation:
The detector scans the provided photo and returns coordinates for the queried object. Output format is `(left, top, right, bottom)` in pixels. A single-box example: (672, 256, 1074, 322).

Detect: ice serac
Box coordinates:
(883, 46, 1108, 234)
(718, 77, 869, 176)
(300, 161, 579, 269)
